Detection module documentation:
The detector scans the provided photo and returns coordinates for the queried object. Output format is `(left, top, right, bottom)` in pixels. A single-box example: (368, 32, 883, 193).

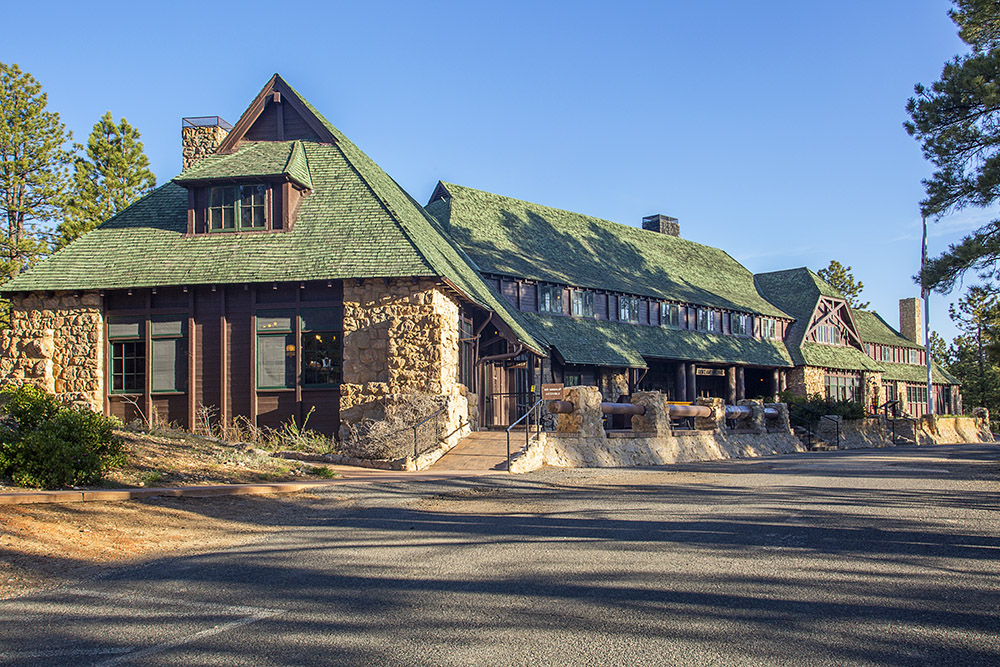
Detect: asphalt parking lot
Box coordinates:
(1, 444, 998, 666)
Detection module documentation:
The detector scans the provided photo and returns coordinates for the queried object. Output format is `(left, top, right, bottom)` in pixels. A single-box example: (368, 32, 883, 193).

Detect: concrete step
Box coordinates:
(430, 431, 514, 471)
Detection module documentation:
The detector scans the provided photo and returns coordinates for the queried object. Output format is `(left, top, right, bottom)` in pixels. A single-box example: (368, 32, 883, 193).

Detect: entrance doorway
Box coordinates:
(481, 354, 535, 429)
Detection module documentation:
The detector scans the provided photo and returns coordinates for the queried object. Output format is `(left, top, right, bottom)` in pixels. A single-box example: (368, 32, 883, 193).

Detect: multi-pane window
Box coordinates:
(825, 374, 860, 402)
(256, 310, 296, 389)
(150, 316, 186, 393)
(907, 348, 921, 365)
(301, 309, 341, 386)
(619, 296, 641, 323)
(814, 323, 842, 345)
(865, 343, 873, 356)
(760, 318, 778, 340)
(538, 284, 562, 314)
(661, 302, 681, 328)
(732, 313, 750, 336)
(256, 308, 342, 390)
(109, 317, 144, 394)
(906, 385, 929, 405)
(880, 346, 892, 362)
(209, 185, 267, 231)
(459, 318, 475, 388)
(571, 290, 594, 317)
(697, 308, 716, 332)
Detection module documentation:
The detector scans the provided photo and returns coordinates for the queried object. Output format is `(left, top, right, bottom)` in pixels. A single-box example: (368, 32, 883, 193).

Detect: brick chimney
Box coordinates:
(181, 116, 233, 171)
(642, 214, 680, 237)
(899, 297, 922, 345)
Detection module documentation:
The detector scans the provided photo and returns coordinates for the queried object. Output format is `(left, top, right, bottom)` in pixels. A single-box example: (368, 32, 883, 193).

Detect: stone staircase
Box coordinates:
(793, 426, 833, 451)
(430, 431, 511, 471)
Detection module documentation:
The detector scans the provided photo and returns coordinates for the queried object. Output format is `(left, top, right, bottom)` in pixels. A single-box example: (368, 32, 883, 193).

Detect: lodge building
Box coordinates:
(0, 75, 961, 439)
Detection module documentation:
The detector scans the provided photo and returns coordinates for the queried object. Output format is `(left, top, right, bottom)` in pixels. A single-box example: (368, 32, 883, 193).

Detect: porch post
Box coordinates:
(687, 363, 697, 402)
(726, 366, 737, 405)
(736, 366, 745, 401)
(675, 362, 687, 402)
(770, 369, 780, 398)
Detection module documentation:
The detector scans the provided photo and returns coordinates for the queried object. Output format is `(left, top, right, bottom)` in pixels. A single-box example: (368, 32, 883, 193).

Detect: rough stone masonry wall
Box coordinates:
(785, 366, 824, 398)
(0, 292, 103, 411)
(339, 278, 469, 445)
(509, 386, 803, 472)
(181, 125, 229, 171)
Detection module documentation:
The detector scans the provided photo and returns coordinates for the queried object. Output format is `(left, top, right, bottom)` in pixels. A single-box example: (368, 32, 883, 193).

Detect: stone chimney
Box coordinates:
(899, 297, 922, 345)
(642, 214, 680, 237)
(181, 116, 233, 171)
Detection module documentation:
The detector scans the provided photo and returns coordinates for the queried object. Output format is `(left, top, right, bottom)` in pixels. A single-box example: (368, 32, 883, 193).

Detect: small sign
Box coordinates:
(696, 368, 726, 376)
(541, 383, 565, 400)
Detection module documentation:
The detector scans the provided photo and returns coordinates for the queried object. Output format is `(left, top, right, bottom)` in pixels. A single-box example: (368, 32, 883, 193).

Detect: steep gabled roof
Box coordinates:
(0, 76, 545, 353)
(426, 182, 791, 318)
(852, 309, 923, 350)
(755, 267, 878, 371)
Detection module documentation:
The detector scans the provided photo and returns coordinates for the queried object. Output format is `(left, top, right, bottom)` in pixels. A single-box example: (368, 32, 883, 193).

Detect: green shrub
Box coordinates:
(780, 390, 865, 428)
(0, 384, 126, 489)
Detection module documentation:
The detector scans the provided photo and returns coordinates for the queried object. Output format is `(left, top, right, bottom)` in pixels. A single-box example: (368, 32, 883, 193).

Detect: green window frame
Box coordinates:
(539, 284, 562, 314)
(661, 303, 681, 328)
(571, 290, 594, 317)
(619, 296, 640, 323)
(150, 315, 187, 393)
(256, 309, 296, 389)
(301, 308, 342, 387)
(109, 317, 144, 394)
(209, 185, 267, 232)
(825, 374, 860, 402)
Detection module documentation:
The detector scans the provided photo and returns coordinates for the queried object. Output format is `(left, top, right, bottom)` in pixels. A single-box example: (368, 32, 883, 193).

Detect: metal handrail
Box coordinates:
(506, 398, 545, 472)
(411, 406, 447, 459)
(787, 402, 841, 449)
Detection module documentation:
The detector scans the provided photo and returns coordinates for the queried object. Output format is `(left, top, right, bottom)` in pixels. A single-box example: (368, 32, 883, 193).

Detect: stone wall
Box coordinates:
(181, 125, 229, 171)
(0, 292, 103, 410)
(339, 278, 470, 445)
(786, 366, 824, 397)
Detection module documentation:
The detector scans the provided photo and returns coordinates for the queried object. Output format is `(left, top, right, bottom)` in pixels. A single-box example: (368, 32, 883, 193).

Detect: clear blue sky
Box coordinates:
(2, 0, 978, 343)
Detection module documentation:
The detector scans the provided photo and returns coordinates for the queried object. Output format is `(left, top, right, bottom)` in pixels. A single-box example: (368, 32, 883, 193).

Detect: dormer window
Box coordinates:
(209, 185, 268, 231)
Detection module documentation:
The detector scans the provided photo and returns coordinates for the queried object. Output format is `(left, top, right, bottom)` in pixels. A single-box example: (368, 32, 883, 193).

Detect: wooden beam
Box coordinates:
(220, 287, 228, 428)
(187, 288, 196, 431)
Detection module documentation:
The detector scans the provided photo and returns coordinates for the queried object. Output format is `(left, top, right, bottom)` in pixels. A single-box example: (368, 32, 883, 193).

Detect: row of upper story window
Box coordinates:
(489, 276, 785, 340)
(864, 342, 925, 366)
(183, 182, 305, 235)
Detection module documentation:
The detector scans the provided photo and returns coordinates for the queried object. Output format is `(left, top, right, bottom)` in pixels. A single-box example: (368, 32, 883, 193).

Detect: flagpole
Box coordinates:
(922, 215, 934, 415)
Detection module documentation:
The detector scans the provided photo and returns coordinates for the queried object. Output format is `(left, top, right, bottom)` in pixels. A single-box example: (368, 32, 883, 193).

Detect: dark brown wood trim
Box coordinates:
(250, 286, 257, 428)
(143, 291, 153, 424)
(295, 286, 302, 406)
(276, 99, 284, 141)
(187, 288, 196, 431)
(102, 293, 110, 417)
(186, 188, 196, 236)
(220, 288, 228, 427)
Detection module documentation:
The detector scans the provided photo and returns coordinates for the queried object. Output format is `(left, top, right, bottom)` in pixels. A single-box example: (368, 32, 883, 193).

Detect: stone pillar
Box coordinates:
(726, 366, 736, 404)
(686, 363, 697, 402)
(764, 401, 792, 433)
(779, 370, 787, 393)
(631, 391, 672, 436)
(737, 398, 765, 433)
(694, 396, 726, 431)
(675, 362, 687, 402)
(558, 385, 604, 438)
(736, 366, 745, 401)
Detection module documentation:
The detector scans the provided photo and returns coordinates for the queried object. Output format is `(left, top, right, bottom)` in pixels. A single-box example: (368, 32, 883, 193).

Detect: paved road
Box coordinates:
(2, 445, 998, 666)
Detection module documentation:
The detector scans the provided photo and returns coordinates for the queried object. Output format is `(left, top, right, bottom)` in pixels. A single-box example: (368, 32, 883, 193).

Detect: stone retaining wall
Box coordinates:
(0, 292, 103, 411)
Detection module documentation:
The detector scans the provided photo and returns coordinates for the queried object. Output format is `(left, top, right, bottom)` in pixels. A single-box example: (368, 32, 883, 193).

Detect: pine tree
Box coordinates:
(817, 260, 869, 309)
(946, 285, 1000, 415)
(928, 330, 950, 366)
(0, 63, 72, 278)
(55, 112, 155, 249)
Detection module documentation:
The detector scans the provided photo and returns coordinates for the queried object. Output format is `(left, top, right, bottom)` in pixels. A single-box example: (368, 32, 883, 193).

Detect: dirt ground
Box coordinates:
(0, 490, 340, 600)
(0, 430, 339, 494)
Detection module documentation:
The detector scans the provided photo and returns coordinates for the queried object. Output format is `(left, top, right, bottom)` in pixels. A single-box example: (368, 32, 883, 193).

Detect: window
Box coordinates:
(814, 323, 842, 345)
(760, 318, 778, 340)
(571, 290, 594, 317)
(880, 346, 892, 362)
(907, 348, 921, 365)
(825, 374, 860, 402)
(109, 317, 144, 394)
(256, 309, 296, 389)
(150, 316, 186, 393)
(619, 296, 640, 323)
(697, 308, 716, 332)
(865, 343, 873, 356)
(209, 185, 267, 231)
(906, 385, 929, 405)
(539, 284, 562, 314)
(661, 302, 681, 328)
(256, 308, 342, 390)
(301, 309, 341, 386)
(459, 318, 475, 388)
(732, 313, 750, 336)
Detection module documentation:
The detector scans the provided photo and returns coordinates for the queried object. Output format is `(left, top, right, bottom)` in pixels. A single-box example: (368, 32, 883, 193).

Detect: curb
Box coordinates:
(0, 470, 494, 506)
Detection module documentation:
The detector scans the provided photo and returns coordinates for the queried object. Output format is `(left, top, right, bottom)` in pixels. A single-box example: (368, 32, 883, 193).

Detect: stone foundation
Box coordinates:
(0, 292, 103, 410)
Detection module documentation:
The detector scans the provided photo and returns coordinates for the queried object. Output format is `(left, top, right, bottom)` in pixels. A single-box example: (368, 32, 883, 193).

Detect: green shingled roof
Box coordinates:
(175, 140, 314, 190)
(426, 183, 791, 318)
(519, 312, 793, 368)
(0, 77, 545, 354)
(880, 361, 958, 385)
(852, 309, 923, 350)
